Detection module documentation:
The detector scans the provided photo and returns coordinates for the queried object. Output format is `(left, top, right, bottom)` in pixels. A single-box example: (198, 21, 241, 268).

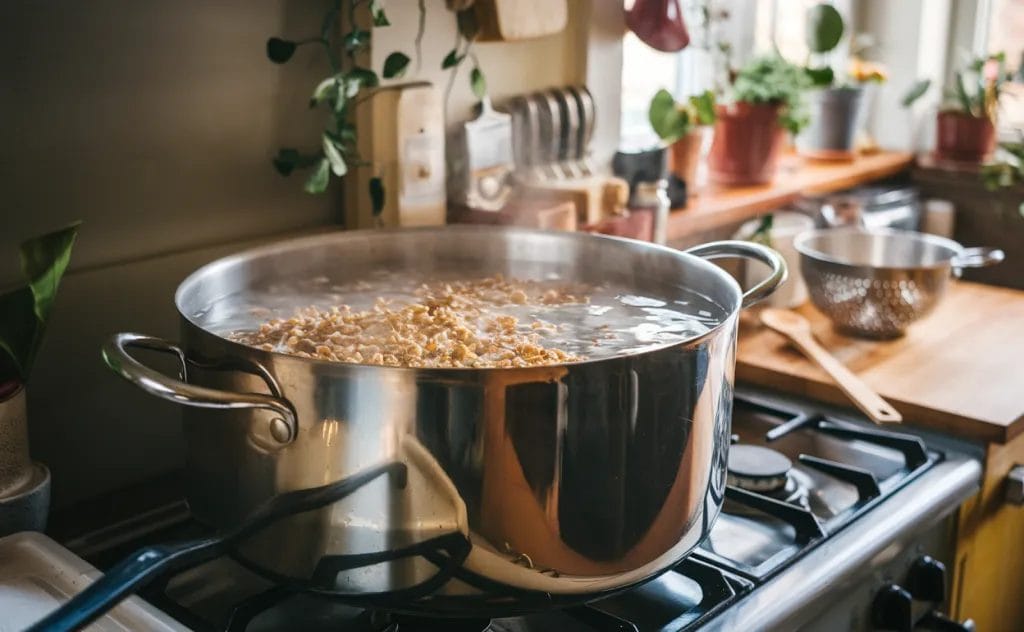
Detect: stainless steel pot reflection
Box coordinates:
(102, 227, 785, 610)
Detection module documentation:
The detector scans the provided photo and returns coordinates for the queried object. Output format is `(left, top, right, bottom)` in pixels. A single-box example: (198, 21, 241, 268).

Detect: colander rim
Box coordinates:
(793, 227, 964, 272)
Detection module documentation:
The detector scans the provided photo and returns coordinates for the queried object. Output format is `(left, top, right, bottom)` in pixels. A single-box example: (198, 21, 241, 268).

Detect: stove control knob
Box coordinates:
(907, 556, 947, 602)
(871, 584, 913, 631)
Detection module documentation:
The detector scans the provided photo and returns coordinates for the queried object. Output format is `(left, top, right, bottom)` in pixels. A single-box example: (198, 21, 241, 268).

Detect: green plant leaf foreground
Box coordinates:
(0, 222, 80, 383)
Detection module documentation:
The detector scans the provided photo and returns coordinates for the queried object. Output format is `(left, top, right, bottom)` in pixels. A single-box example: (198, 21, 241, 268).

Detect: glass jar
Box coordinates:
(631, 179, 671, 244)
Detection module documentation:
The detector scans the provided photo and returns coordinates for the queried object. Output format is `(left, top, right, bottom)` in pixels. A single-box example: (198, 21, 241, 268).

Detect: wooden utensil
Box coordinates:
(760, 308, 902, 424)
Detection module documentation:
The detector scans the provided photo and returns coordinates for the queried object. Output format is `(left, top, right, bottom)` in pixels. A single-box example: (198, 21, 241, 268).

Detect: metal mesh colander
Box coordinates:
(794, 229, 1003, 338)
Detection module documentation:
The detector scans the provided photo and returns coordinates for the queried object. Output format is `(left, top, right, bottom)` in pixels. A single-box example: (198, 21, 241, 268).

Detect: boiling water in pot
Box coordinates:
(192, 271, 727, 366)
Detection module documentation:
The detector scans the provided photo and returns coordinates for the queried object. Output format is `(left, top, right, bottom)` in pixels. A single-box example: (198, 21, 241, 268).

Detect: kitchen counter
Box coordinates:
(667, 151, 913, 240)
(737, 280, 1024, 444)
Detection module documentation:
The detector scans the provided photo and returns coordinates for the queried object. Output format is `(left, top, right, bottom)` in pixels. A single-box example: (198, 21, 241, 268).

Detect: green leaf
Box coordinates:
(347, 67, 380, 93)
(272, 148, 321, 176)
(732, 55, 812, 133)
(266, 37, 297, 64)
(955, 72, 976, 116)
(322, 134, 348, 177)
(21, 223, 79, 325)
(470, 66, 487, 100)
(304, 158, 331, 194)
(336, 122, 357, 142)
(901, 78, 931, 107)
(0, 288, 37, 382)
(750, 213, 774, 247)
(369, 0, 390, 26)
(648, 89, 689, 142)
(382, 52, 410, 79)
(805, 3, 844, 54)
(689, 91, 717, 125)
(369, 176, 386, 217)
(310, 76, 341, 108)
(273, 148, 299, 175)
(0, 223, 80, 382)
(442, 49, 465, 69)
(344, 30, 371, 54)
(806, 66, 835, 86)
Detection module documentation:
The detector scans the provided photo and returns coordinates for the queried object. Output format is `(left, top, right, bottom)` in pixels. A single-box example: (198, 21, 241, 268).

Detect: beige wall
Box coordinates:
(1, 0, 603, 508)
(0, 0, 343, 283)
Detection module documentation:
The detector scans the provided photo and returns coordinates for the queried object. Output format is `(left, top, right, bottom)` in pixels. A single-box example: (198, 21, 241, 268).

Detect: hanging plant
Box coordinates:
(441, 5, 488, 102)
(267, 1, 489, 219)
(266, 0, 410, 213)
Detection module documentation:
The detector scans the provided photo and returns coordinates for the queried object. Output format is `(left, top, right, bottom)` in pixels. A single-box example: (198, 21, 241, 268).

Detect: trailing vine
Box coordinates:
(266, 0, 487, 214)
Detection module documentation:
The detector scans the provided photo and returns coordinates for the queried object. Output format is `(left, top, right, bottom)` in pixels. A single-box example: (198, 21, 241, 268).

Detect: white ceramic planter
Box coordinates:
(0, 387, 50, 536)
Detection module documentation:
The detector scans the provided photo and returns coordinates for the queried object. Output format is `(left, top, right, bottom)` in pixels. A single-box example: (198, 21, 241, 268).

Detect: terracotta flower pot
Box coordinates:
(668, 126, 713, 193)
(708, 102, 785, 186)
(935, 111, 996, 163)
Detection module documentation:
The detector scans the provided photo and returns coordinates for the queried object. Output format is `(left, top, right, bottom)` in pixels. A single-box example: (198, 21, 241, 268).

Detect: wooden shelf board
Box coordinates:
(667, 151, 914, 239)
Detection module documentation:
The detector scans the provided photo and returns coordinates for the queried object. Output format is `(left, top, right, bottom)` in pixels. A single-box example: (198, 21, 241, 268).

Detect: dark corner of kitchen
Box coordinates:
(2, 1, 1023, 631)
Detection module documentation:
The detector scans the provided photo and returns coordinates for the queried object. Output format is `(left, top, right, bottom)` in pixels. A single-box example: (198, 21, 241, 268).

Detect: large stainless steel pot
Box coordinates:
(102, 227, 785, 610)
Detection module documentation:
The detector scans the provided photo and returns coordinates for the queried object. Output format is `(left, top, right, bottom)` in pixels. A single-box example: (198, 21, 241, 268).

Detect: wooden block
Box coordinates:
(474, 0, 568, 41)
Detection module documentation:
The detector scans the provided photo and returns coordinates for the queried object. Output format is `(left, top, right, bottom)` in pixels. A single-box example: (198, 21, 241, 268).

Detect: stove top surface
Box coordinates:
(73, 388, 977, 632)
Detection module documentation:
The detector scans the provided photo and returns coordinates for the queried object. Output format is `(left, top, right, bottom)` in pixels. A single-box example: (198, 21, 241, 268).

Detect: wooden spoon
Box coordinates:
(760, 308, 902, 425)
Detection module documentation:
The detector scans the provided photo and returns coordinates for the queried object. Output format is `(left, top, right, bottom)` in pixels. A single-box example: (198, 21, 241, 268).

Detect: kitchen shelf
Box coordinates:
(667, 150, 914, 240)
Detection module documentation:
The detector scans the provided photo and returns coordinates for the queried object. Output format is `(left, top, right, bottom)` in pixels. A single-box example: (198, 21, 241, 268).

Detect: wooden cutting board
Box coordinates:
(737, 281, 1024, 444)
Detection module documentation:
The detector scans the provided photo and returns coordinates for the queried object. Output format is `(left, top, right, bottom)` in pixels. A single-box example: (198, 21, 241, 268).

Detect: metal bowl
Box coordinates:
(794, 228, 1004, 338)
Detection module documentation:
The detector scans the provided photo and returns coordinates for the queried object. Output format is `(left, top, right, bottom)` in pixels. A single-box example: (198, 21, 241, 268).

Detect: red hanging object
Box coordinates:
(626, 0, 690, 52)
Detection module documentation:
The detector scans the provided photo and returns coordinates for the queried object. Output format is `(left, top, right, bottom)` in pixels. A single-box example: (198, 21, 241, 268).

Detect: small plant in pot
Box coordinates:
(796, 4, 886, 159)
(648, 89, 717, 193)
(904, 52, 1015, 163)
(0, 223, 78, 535)
(708, 55, 811, 186)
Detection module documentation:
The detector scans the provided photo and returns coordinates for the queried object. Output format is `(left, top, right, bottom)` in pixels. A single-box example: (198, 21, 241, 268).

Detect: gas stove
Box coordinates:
(58, 387, 981, 632)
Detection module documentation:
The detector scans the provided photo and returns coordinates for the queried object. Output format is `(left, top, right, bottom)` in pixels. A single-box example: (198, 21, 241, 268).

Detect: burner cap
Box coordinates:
(727, 444, 792, 492)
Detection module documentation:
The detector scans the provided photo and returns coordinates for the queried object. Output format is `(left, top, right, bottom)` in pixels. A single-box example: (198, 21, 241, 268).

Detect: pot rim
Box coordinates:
(175, 226, 747, 373)
(936, 108, 994, 121)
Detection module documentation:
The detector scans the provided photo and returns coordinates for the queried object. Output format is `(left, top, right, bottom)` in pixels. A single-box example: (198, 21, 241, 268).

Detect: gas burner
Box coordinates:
(724, 445, 812, 514)
(727, 445, 792, 493)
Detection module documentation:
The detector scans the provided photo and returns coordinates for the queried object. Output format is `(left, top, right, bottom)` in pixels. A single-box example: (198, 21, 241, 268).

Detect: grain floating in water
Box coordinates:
(200, 274, 725, 369)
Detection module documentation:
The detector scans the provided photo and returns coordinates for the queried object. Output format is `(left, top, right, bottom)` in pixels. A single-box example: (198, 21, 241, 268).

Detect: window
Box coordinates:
(983, 0, 1024, 134)
(618, 0, 757, 149)
(618, 0, 853, 149)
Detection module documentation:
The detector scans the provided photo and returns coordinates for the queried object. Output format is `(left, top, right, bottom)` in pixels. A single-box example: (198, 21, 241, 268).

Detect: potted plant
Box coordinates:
(0, 223, 78, 536)
(708, 55, 811, 185)
(796, 4, 887, 159)
(904, 52, 1014, 163)
(647, 89, 717, 192)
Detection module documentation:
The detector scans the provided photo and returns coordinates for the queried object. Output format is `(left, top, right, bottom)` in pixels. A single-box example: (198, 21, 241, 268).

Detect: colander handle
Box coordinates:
(952, 247, 1005, 270)
(685, 240, 788, 309)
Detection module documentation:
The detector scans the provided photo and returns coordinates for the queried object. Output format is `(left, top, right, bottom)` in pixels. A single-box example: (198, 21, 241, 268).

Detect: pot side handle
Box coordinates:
(952, 246, 1004, 270)
(684, 240, 788, 308)
(101, 333, 297, 446)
